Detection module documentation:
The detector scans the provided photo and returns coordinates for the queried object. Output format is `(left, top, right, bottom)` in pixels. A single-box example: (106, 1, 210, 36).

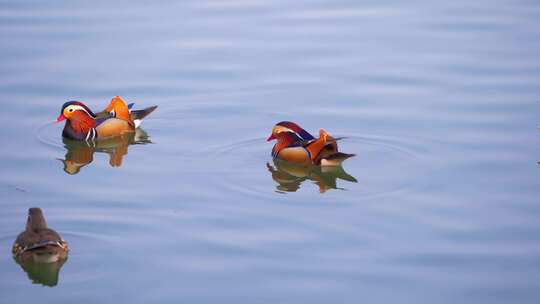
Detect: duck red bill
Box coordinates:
(266, 134, 275, 141)
(56, 114, 66, 122)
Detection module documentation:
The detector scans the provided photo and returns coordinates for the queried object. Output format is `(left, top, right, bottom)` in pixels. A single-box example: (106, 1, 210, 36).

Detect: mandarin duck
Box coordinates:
(12, 208, 68, 264)
(56, 96, 157, 141)
(267, 121, 355, 166)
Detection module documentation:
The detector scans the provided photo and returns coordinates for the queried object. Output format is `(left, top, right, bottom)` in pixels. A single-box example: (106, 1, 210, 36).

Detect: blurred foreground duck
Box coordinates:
(56, 96, 157, 141)
(267, 121, 355, 166)
(12, 208, 68, 264)
(12, 208, 68, 286)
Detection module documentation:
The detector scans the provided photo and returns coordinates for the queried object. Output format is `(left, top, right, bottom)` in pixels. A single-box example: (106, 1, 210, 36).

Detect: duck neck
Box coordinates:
(26, 208, 48, 232)
(67, 111, 96, 135)
(272, 133, 297, 155)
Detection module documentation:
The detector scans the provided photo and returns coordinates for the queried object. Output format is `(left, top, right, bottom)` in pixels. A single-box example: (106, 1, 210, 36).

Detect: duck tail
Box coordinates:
(130, 106, 157, 128)
(320, 152, 355, 166)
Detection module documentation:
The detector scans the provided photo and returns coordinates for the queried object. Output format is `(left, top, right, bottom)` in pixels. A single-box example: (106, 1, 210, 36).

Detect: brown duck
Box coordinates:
(12, 208, 68, 264)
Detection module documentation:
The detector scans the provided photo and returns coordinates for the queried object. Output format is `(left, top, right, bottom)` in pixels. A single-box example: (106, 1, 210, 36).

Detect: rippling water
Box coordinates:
(1, 0, 539, 303)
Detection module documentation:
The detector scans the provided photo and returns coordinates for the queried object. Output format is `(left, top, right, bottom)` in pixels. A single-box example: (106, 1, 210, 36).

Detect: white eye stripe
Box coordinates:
(273, 126, 293, 134)
(68, 105, 92, 117)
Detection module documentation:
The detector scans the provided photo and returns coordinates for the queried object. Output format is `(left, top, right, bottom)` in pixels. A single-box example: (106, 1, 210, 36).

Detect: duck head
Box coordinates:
(57, 101, 98, 140)
(267, 121, 314, 142)
(56, 101, 96, 123)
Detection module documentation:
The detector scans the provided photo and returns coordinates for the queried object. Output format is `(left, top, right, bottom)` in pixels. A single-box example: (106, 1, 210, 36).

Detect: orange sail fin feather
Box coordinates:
(267, 122, 355, 166)
(102, 96, 131, 121)
(305, 129, 330, 162)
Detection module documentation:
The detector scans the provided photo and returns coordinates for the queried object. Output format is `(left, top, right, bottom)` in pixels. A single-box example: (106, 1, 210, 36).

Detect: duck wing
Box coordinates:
(14, 229, 65, 254)
(95, 118, 133, 138)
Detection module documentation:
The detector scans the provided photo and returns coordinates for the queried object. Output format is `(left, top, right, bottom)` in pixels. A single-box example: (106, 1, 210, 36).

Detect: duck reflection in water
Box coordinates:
(267, 159, 357, 193)
(12, 208, 68, 287)
(59, 128, 152, 175)
(14, 256, 67, 287)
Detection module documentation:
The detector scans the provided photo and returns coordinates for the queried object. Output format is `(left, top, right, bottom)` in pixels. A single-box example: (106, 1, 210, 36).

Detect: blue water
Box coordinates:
(1, 0, 539, 303)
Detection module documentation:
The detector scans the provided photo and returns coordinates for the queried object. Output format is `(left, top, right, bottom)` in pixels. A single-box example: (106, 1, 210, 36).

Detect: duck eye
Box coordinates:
(68, 108, 74, 112)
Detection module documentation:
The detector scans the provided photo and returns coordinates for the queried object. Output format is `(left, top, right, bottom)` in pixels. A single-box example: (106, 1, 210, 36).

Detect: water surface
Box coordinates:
(1, 0, 539, 303)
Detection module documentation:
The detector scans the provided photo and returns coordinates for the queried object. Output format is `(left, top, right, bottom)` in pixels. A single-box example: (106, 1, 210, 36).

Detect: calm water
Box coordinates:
(1, 0, 539, 303)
